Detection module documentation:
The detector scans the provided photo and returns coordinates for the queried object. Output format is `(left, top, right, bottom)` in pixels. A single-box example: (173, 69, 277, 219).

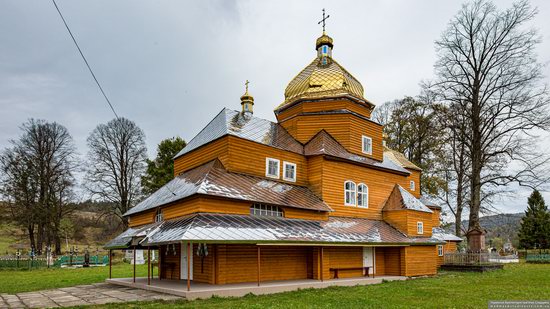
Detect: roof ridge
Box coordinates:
(174, 108, 228, 159)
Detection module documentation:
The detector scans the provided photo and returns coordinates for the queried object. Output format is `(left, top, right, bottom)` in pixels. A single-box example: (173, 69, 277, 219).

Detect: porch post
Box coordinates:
(158, 247, 161, 280)
(109, 249, 112, 279)
(320, 246, 324, 282)
(147, 247, 151, 285)
(187, 242, 191, 292)
(372, 247, 376, 278)
(133, 247, 136, 283)
(257, 245, 261, 287)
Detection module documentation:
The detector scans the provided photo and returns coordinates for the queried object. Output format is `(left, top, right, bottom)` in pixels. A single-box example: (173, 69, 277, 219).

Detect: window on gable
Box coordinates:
(344, 181, 357, 206)
(417, 222, 424, 234)
(362, 136, 372, 155)
(250, 204, 284, 217)
(283, 161, 297, 182)
(438, 245, 443, 257)
(155, 208, 163, 223)
(357, 183, 369, 208)
(265, 158, 280, 179)
(410, 180, 415, 191)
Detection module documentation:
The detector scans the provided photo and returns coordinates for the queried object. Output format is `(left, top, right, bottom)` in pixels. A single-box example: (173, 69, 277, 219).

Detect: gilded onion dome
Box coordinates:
(276, 32, 370, 112)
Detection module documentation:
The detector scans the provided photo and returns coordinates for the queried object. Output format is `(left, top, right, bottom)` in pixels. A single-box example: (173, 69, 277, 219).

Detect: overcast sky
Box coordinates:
(1, 0, 550, 216)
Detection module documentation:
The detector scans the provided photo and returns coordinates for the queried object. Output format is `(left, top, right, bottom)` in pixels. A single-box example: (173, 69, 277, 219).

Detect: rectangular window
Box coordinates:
(410, 180, 415, 191)
(283, 161, 297, 182)
(265, 158, 280, 178)
(362, 136, 372, 155)
(438, 245, 443, 257)
(417, 222, 424, 234)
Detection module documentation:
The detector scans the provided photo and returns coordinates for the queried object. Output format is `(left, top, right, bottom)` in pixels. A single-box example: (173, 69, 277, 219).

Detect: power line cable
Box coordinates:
(52, 0, 119, 119)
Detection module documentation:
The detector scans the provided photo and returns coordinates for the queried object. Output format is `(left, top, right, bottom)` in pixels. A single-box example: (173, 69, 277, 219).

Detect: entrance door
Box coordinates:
(180, 242, 193, 280)
(363, 247, 375, 275)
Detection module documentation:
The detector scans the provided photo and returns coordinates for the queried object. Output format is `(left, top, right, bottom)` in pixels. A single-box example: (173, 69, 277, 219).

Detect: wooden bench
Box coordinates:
(329, 266, 373, 279)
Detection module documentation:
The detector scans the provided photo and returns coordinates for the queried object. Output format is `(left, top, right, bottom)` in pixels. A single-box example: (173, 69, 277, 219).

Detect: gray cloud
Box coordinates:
(1, 0, 549, 214)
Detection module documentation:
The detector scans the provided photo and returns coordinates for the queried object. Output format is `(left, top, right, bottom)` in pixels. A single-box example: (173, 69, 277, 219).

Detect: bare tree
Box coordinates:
(433, 0, 550, 232)
(0, 119, 77, 254)
(85, 118, 147, 227)
(373, 94, 447, 196)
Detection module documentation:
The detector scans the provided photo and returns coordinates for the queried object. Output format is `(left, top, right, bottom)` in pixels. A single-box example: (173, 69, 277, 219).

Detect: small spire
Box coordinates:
(240, 80, 254, 115)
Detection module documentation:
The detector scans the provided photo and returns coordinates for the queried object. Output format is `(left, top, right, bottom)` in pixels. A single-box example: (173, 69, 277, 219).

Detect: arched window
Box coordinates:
(357, 183, 369, 208)
(344, 181, 356, 206)
(250, 204, 284, 217)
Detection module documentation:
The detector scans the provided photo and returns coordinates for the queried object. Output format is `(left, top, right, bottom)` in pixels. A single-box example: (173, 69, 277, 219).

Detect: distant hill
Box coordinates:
(461, 213, 524, 245)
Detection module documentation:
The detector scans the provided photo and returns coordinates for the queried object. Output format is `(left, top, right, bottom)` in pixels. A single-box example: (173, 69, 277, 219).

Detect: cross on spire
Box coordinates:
(318, 8, 330, 32)
(245, 80, 250, 93)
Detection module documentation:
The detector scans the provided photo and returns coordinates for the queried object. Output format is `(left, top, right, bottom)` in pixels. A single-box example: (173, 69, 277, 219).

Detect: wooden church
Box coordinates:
(106, 27, 460, 290)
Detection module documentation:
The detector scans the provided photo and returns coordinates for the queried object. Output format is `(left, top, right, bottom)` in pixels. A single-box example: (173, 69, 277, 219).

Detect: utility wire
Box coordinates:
(52, 0, 119, 119)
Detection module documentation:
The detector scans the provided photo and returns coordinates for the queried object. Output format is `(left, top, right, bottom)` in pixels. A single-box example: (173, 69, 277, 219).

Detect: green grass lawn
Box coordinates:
(85, 263, 550, 309)
(0, 263, 150, 294)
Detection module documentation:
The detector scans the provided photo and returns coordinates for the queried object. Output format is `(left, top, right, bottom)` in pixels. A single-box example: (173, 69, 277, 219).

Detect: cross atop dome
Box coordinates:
(316, 9, 333, 58)
(318, 8, 330, 33)
(240, 80, 254, 116)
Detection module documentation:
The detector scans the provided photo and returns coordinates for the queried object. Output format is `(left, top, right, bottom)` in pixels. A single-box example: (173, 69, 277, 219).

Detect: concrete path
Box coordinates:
(0, 283, 182, 308)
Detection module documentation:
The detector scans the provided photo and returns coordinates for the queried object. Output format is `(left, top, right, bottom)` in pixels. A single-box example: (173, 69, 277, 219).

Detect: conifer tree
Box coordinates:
(518, 189, 550, 249)
(141, 137, 186, 195)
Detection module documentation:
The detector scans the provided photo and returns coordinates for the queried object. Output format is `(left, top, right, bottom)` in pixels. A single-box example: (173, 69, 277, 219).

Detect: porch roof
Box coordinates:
(105, 213, 444, 249)
(104, 222, 161, 249)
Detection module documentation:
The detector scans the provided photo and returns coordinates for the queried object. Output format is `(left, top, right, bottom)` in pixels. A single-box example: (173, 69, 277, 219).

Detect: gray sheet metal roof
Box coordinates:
(138, 213, 430, 246)
(174, 108, 303, 159)
(104, 222, 160, 249)
(124, 160, 332, 217)
(396, 186, 433, 213)
(432, 227, 463, 242)
(419, 195, 442, 209)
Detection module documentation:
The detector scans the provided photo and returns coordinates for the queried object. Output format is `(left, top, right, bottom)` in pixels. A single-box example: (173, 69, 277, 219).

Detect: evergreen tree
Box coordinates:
(518, 189, 550, 249)
(141, 137, 186, 195)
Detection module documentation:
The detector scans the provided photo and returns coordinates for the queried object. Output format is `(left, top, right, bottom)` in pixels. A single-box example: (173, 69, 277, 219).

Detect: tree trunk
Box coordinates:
(54, 234, 62, 255)
(28, 224, 36, 253)
(455, 189, 463, 237)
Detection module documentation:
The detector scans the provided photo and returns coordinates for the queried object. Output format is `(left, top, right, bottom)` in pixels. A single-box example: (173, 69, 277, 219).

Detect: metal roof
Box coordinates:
(419, 195, 442, 209)
(104, 222, 160, 249)
(139, 213, 431, 246)
(383, 185, 433, 213)
(174, 108, 303, 159)
(432, 227, 463, 242)
(304, 130, 410, 175)
(124, 160, 332, 217)
(383, 146, 422, 171)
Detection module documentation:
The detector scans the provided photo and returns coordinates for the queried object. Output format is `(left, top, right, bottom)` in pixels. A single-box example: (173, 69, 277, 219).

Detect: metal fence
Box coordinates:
(526, 254, 550, 263)
(0, 255, 109, 270)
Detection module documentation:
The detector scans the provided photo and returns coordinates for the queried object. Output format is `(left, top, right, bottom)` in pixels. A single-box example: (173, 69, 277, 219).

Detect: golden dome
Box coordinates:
(316, 32, 333, 49)
(276, 34, 366, 112)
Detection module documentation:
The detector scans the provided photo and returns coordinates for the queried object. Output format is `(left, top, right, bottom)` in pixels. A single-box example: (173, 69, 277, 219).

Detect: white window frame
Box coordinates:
(265, 158, 280, 179)
(155, 208, 163, 223)
(410, 180, 415, 191)
(250, 204, 284, 217)
(344, 181, 357, 206)
(417, 222, 424, 234)
(362, 135, 372, 155)
(282, 161, 297, 182)
(357, 183, 369, 208)
(438, 245, 444, 257)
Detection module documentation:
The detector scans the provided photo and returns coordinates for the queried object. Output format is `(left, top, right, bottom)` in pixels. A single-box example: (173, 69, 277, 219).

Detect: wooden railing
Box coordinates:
(443, 252, 491, 265)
